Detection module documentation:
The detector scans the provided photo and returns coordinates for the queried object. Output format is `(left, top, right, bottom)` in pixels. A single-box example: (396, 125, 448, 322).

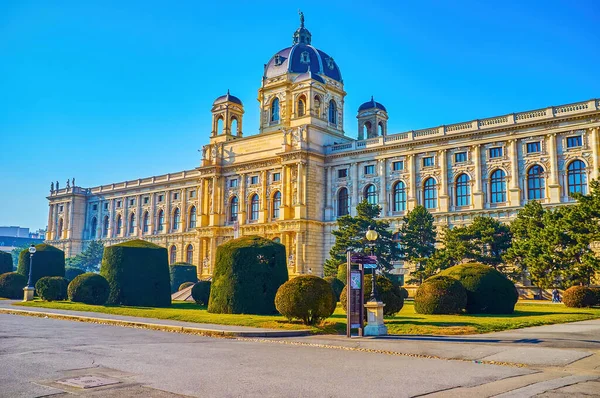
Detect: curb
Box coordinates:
(0, 308, 311, 338)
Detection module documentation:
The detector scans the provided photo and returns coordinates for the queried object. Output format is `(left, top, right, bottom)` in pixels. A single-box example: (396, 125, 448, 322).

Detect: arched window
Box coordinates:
(455, 174, 471, 207)
(527, 165, 545, 200)
(129, 212, 136, 235)
(172, 208, 180, 231)
(297, 97, 305, 117)
(102, 216, 109, 237)
(231, 117, 238, 135)
(250, 194, 259, 221)
(142, 211, 150, 234)
(378, 122, 384, 136)
(158, 210, 165, 232)
(272, 191, 281, 219)
(271, 98, 280, 122)
(313, 95, 321, 115)
(230, 196, 238, 222)
(170, 245, 177, 265)
(567, 160, 587, 195)
(490, 169, 507, 203)
(337, 188, 349, 217)
(393, 181, 406, 212)
(116, 215, 122, 235)
(328, 100, 337, 124)
(423, 178, 437, 209)
(364, 184, 378, 205)
(189, 206, 197, 229)
(217, 116, 224, 134)
(57, 218, 64, 239)
(90, 217, 97, 239)
(363, 121, 372, 138)
(186, 244, 194, 264)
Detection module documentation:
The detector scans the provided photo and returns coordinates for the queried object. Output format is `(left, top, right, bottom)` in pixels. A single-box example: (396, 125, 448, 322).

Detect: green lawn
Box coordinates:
(15, 300, 600, 335)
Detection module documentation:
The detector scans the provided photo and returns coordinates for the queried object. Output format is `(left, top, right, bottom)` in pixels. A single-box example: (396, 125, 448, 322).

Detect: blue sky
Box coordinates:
(1, 0, 599, 230)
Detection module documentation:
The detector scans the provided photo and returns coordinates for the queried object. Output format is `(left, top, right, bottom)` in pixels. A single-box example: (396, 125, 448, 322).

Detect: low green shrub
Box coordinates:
(340, 274, 404, 316)
(65, 267, 85, 281)
(590, 287, 600, 306)
(68, 273, 110, 305)
(0, 272, 27, 299)
(169, 263, 198, 293)
(414, 275, 467, 314)
(191, 281, 211, 305)
(0, 251, 12, 274)
(563, 286, 595, 308)
(336, 263, 347, 285)
(324, 276, 344, 302)
(275, 275, 336, 325)
(179, 281, 195, 291)
(35, 276, 68, 301)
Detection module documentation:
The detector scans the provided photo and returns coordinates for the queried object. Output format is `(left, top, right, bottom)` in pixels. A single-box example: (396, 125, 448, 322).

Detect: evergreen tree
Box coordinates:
(397, 205, 436, 283)
(66, 240, 104, 272)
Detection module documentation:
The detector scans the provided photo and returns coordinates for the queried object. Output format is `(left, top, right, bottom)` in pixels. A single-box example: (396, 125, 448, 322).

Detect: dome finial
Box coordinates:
(293, 11, 311, 45)
(371, 95, 374, 102)
(299, 9, 305, 28)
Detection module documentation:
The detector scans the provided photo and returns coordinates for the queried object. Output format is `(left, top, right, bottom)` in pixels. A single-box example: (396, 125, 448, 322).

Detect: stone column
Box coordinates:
(295, 232, 303, 274)
(239, 173, 247, 224)
(97, 200, 103, 239)
(260, 170, 268, 223)
(472, 145, 484, 209)
(407, 155, 417, 210)
(47, 204, 54, 240)
(438, 150, 449, 211)
(547, 133, 561, 202)
(351, 162, 359, 216)
(165, 191, 172, 232)
(509, 139, 521, 205)
(67, 199, 75, 239)
(280, 165, 289, 219)
(108, 199, 115, 237)
(379, 159, 388, 216)
(325, 166, 332, 220)
(591, 127, 599, 181)
(295, 162, 307, 218)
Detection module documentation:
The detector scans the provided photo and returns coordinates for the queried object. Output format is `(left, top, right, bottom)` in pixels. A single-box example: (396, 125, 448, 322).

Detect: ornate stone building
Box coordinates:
(45, 16, 600, 279)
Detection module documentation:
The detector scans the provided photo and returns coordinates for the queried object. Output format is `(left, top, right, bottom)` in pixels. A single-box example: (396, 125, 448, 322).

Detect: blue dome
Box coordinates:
(213, 91, 242, 106)
(358, 97, 387, 112)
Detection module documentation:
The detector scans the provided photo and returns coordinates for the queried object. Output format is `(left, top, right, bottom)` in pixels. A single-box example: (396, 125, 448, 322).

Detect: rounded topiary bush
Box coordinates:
(100, 240, 171, 307)
(590, 287, 600, 306)
(0, 251, 13, 274)
(208, 236, 288, 314)
(275, 275, 336, 325)
(179, 281, 195, 291)
(563, 286, 595, 308)
(169, 262, 198, 293)
(400, 287, 409, 299)
(35, 276, 68, 301)
(324, 276, 344, 302)
(65, 266, 85, 282)
(191, 281, 211, 305)
(340, 274, 404, 316)
(17, 244, 65, 286)
(0, 272, 27, 299)
(414, 275, 467, 314)
(439, 263, 518, 314)
(336, 263, 347, 285)
(68, 273, 110, 305)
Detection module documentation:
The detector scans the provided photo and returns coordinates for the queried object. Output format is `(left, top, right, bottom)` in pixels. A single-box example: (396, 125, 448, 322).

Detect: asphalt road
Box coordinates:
(0, 314, 534, 398)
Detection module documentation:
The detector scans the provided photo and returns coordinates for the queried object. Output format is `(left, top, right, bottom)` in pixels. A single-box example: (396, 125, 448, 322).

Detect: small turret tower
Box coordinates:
(210, 90, 244, 143)
(357, 96, 388, 140)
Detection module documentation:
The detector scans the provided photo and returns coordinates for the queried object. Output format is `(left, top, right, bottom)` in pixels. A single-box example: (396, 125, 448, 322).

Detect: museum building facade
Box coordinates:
(45, 18, 600, 278)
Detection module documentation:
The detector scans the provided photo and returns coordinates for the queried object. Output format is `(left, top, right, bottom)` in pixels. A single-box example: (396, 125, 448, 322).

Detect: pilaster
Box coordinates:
(438, 150, 449, 211)
(407, 154, 417, 210)
(547, 133, 561, 202)
(509, 139, 521, 205)
(472, 144, 484, 208)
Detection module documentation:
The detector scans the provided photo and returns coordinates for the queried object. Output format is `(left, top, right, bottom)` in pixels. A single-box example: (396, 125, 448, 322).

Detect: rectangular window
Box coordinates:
(272, 172, 281, 182)
(173, 192, 179, 200)
(250, 176, 259, 185)
(454, 152, 467, 163)
(116, 200, 122, 208)
(92, 204, 98, 211)
(103, 203, 108, 211)
(526, 142, 541, 153)
(364, 165, 375, 175)
(567, 136, 582, 148)
(143, 197, 149, 204)
(337, 169, 348, 178)
(129, 199, 135, 206)
(489, 147, 503, 158)
(230, 179, 238, 188)
(392, 161, 404, 171)
(158, 195, 164, 202)
(59, 205, 64, 212)
(189, 190, 196, 198)
(423, 156, 434, 167)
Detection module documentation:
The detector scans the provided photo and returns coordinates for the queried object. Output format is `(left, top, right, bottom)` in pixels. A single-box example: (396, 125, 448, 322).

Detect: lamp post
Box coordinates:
(23, 244, 36, 302)
(365, 225, 379, 302)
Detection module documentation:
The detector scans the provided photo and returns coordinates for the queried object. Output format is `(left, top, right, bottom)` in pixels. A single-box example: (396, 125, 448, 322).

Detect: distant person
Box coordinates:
(552, 289, 561, 303)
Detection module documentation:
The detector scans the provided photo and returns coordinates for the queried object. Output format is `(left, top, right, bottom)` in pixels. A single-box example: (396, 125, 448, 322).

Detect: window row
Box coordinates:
(270, 96, 338, 125)
(169, 244, 195, 265)
(228, 191, 282, 222)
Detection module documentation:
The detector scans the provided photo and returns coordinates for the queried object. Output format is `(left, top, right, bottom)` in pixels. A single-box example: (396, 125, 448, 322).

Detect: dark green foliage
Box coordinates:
(0, 272, 27, 299)
(414, 275, 467, 314)
(68, 273, 110, 305)
(169, 262, 198, 293)
(65, 240, 104, 272)
(191, 281, 211, 305)
(336, 263, 347, 285)
(17, 244, 65, 286)
(563, 286, 595, 308)
(398, 206, 437, 284)
(35, 276, 68, 301)
(0, 251, 12, 274)
(100, 240, 171, 307)
(399, 287, 409, 299)
(590, 287, 600, 306)
(208, 236, 288, 314)
(65, 267, 85, 281)
(439, 263, 518, 314)
(324, 276, 344, 301)
(340, 274, 404, 316)
(275, 275, 336, 325)
(179, 281, 195, 291)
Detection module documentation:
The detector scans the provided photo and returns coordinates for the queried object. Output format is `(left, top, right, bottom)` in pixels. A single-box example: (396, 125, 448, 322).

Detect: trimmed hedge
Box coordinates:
(275, 275, 336, 325)
(563, 286, 596, 308)
(336, 263, 347, 285)
(68, 273, 110, 305)
(0, 272, 27, 299)
(340, 274, 404, 316)
(0, 251, 12, 274)
(208, 236, 288, 314)
(591, 287, 600, 306)
(17, 244, 65, 286)
(169, 262, 198, 293)
(191, 281, 211, 305)
(100, 240, 171, 307)
(324, 276, 344, 302)
(65, 267, 85, 281)
(179, 281, 195, 291)
(439, 263, 518, 314)
(35, 276, 68, 301)
(399, 287, 409, 299)
(414, 275, 467, 314)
